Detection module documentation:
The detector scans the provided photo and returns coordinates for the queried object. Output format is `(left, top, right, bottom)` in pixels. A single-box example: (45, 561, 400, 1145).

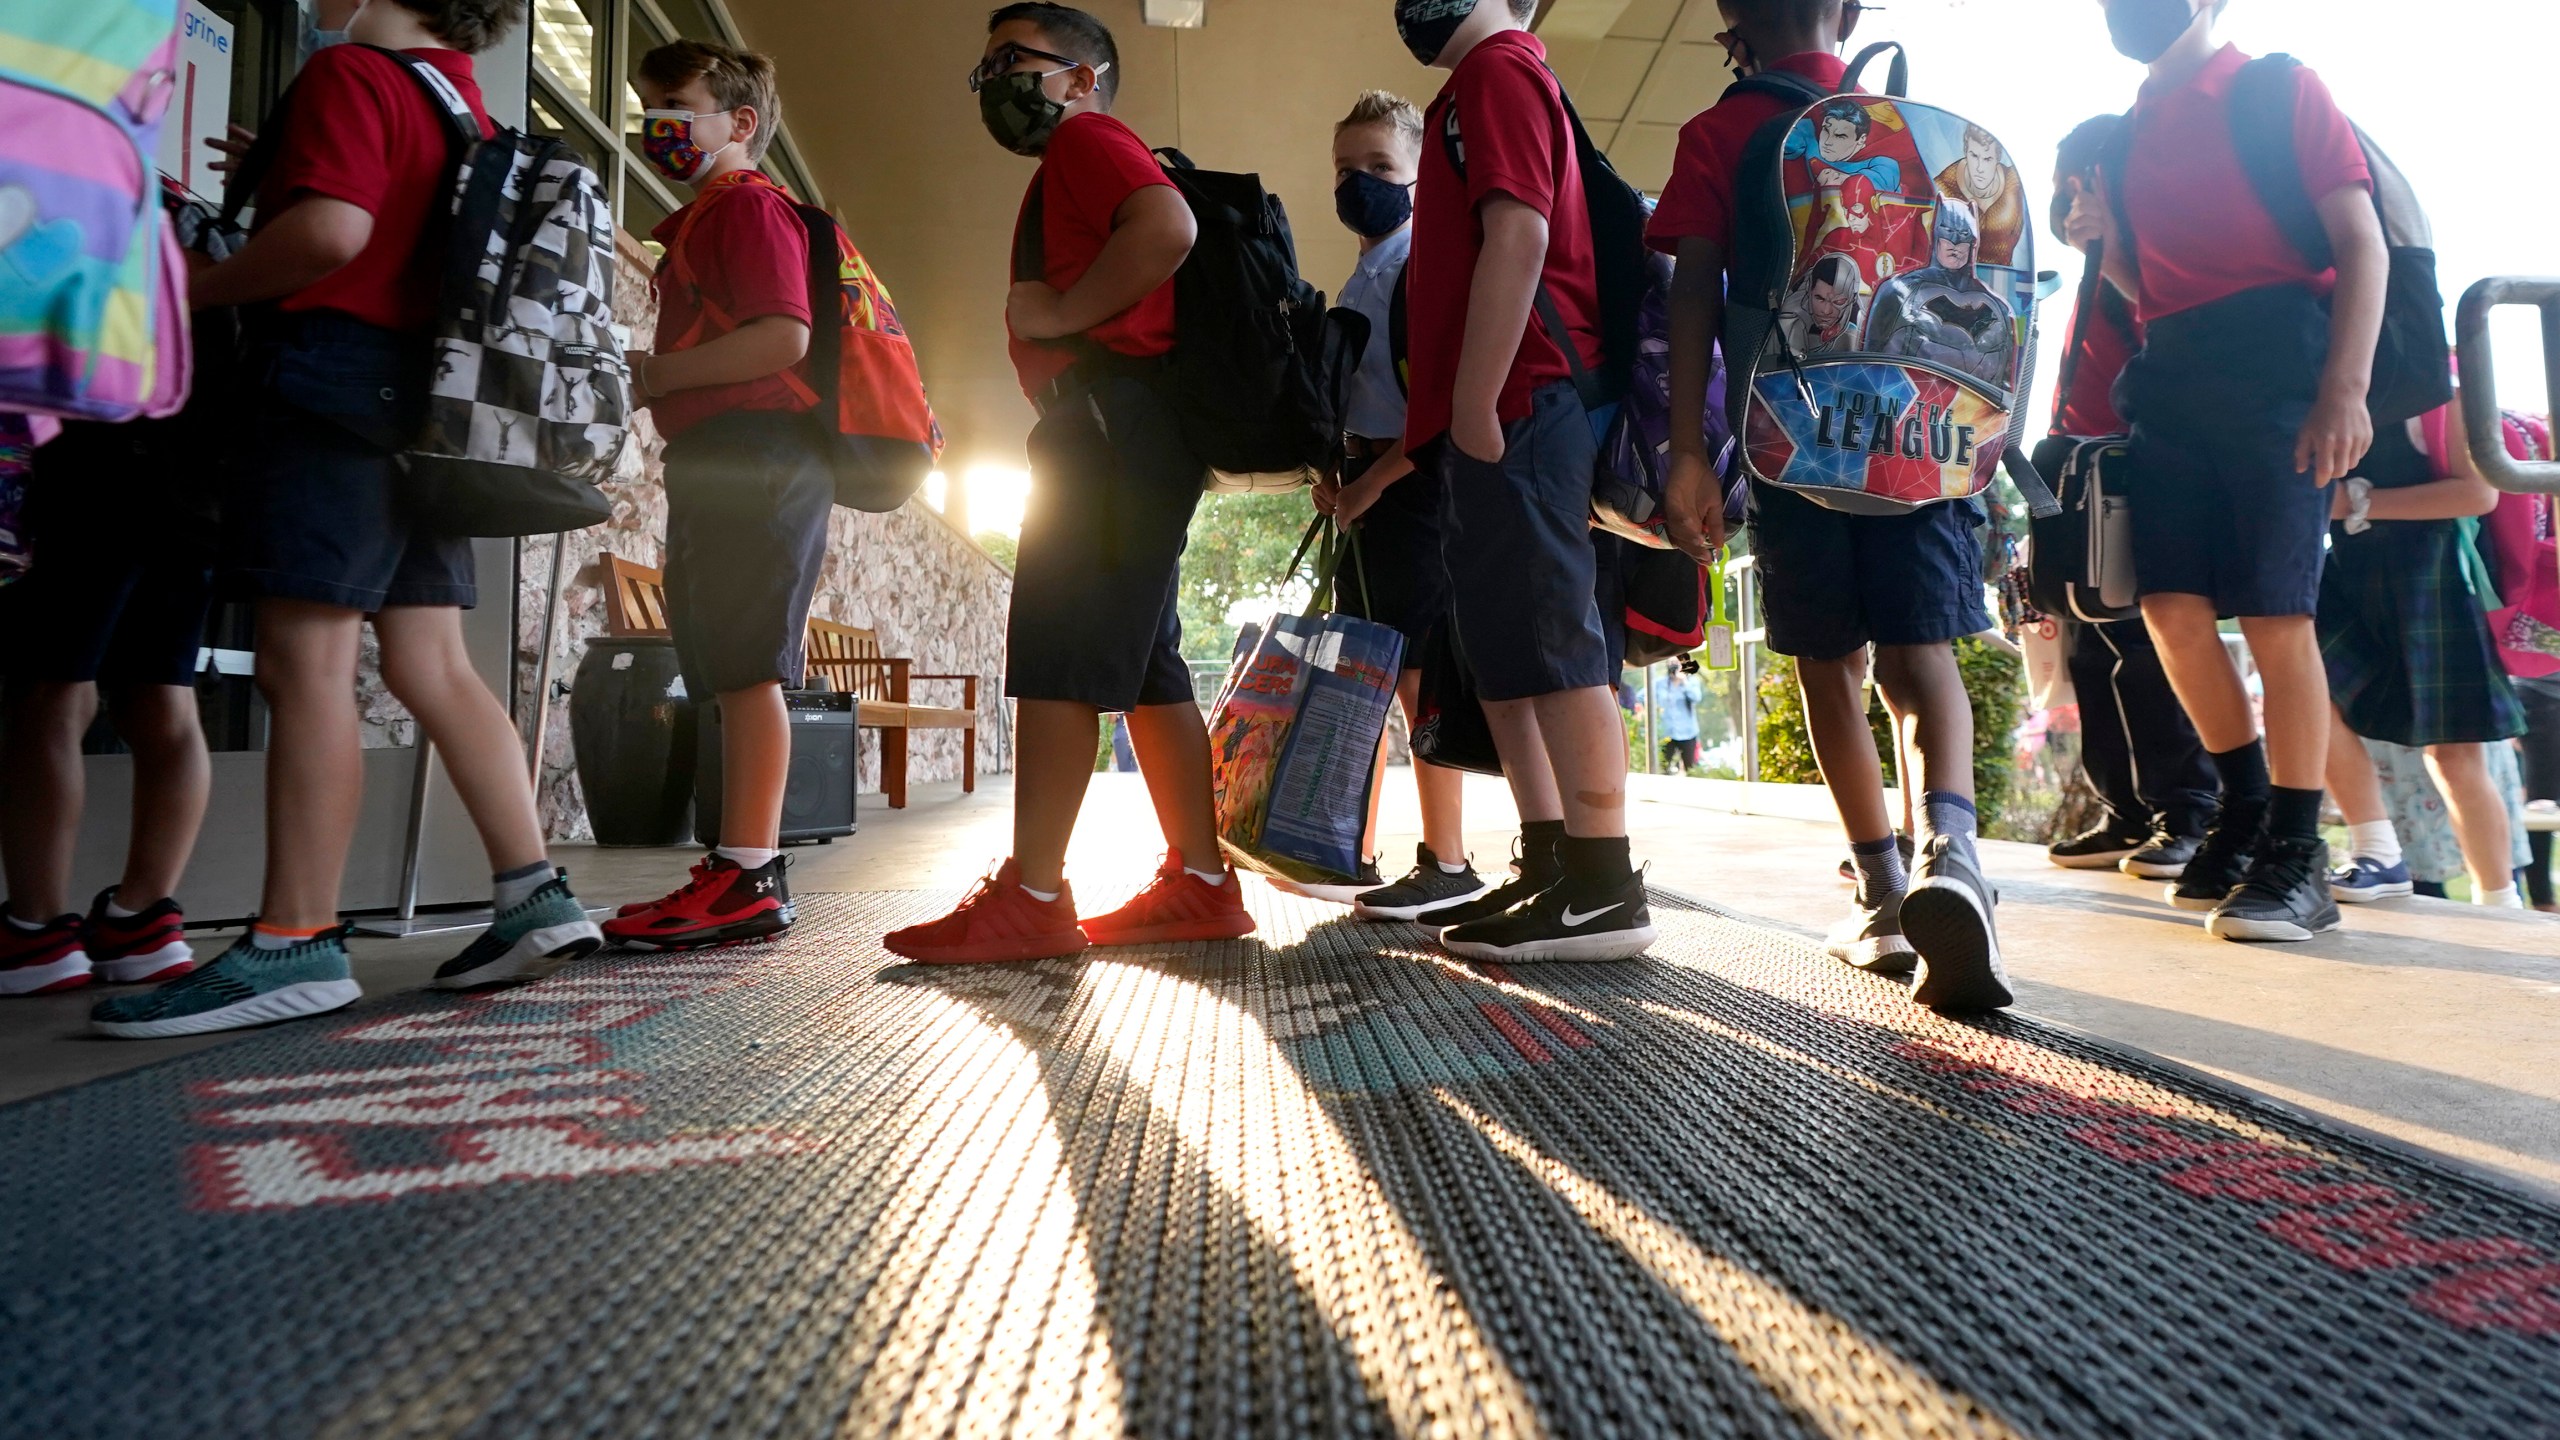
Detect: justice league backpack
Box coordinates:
(1721, 44, 2056, 519)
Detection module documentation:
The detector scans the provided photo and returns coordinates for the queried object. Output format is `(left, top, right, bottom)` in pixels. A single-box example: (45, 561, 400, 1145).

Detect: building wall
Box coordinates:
(517, 235, 1015, 843)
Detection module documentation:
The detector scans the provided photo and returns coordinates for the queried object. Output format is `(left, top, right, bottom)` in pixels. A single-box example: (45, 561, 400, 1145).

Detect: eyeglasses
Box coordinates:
(966, 43, 1090, 93)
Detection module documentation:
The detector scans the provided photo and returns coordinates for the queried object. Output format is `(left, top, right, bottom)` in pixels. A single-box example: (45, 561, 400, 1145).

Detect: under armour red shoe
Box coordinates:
(883, 861, 1089, 965)
(0, 912, 91, 996)
(604, 854, 792, 951)
(1079, 856, 1257, 947)
(81, 890, 196, 985)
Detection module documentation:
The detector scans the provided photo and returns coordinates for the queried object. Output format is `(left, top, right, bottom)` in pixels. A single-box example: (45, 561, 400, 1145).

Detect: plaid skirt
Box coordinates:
(2320, 521, 2528, 748)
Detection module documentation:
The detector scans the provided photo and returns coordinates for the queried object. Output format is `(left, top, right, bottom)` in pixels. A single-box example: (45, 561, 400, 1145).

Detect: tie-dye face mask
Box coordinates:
(640, 109, 737, 185)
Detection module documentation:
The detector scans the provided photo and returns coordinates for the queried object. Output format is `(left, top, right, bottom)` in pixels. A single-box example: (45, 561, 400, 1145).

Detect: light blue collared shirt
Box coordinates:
(1338, 225, 1412, 443)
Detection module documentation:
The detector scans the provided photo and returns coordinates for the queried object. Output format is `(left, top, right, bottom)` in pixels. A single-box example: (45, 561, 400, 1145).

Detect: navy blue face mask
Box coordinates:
(1335, 170, 1413, 239)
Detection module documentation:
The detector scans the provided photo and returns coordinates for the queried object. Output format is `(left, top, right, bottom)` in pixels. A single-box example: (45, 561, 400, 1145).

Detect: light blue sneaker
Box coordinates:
(91, 930, 362, 1040)
(432, 871, 604, 990)
(2330, 856, 2415, 904)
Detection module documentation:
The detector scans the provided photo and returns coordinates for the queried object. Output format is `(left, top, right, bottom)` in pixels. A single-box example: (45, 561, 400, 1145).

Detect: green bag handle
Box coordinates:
(1283, 515, 1377, 619)
(2454, 516, 2504, 612)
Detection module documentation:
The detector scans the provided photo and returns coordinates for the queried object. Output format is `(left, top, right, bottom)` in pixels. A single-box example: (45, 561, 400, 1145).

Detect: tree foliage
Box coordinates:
(1175, 491, 1321, 661)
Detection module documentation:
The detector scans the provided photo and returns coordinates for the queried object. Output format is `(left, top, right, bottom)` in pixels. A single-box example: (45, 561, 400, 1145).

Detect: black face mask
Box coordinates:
(2107, 0, 2201, 64)
(1395, 0, 1479, 66)
(1335, 171, 1413, 239)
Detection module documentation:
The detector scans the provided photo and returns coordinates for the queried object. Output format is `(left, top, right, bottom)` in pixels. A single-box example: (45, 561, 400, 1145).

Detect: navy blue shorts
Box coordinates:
(221, 314, 473, 613)
(1433, 382, 1612, 703)
(660, 411, 835, 700)
(1, 427, 213, 688)
(2121, 284, 2333, 619)
(1750, 485, 1990, 662)
(1334, 442, 1447, 663)
(1007, 371, 1204, 712)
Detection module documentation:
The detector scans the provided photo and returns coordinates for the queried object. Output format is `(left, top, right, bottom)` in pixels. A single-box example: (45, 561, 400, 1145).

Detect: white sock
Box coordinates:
(492, 860, 554, 912)
(1437, 858, 1469, 875)
(4, 910, 43, 933)
(2347, 821, 2402, 868)
(2478, 884, 2525, 910)
(1020, 883, 1061, 903)
(715, 846, 780, 871)
(1185, 867, 1229, 887)
(104, 894, 140, 919)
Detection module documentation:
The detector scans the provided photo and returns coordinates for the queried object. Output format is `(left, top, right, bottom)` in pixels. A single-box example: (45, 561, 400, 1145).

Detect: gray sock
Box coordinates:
(1923, 791, 1980, 863)
(1850, 836, 1907, 907)
(493, 860, 555, 912)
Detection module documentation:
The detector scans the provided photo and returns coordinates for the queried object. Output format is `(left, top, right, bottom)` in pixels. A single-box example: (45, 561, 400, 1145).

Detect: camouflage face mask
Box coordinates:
(979, 70, 1070, 157)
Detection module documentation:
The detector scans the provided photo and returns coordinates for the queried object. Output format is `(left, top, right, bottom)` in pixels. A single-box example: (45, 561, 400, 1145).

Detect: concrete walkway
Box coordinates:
(5, 771, 2553, 1200)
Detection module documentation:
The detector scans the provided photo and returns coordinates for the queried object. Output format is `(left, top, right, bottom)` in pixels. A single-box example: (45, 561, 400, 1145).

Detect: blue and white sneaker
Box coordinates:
(90, 929, 362, 1040)
(2329, 856, 2415, 904)
(432, 871, 605, 990)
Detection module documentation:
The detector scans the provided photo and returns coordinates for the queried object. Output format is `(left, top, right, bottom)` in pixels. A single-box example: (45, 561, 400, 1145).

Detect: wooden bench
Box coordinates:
(597, 555, 979, 809)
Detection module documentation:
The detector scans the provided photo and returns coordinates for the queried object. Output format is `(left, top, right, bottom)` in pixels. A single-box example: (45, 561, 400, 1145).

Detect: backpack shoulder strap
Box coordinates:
(1013, 171, 1048, 285)
(1388, 258, 1410, 399)
(1722, 69, 1831, 109)
(2227, 53, 2334, 269)
(1838, 42, 1909, 98)
(362, 45, 484, 149)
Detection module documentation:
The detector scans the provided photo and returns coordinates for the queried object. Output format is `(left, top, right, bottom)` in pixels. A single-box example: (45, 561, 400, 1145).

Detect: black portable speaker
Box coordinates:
(693, 693, 859, 847)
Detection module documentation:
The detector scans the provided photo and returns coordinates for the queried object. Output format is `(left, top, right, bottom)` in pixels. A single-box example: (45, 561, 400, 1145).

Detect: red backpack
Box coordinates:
(667, 172, 942, 511)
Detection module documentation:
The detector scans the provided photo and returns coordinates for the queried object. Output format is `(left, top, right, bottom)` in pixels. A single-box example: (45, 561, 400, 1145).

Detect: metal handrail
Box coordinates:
(2456, 276, 2560, 495)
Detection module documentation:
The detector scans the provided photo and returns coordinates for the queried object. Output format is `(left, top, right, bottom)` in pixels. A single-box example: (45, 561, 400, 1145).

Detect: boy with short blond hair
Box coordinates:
(1317, 88, 1493, 923)
(607, 36, 829, 951)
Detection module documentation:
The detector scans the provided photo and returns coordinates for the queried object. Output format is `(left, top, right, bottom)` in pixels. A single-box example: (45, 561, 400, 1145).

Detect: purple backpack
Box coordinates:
(0, 1, 192, 423)
(1591, 249, 1739, 547)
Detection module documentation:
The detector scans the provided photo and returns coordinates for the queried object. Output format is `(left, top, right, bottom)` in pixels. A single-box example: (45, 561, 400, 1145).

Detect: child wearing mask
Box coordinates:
(887, 4, 1255, 964)
(92, 0, 602, 1039)
(1313, 91, 1492, 924)
(1390, 0, 1655, 963)
(2092, 0, 2388, 943)
(2039, 115, 2219, 880)
(1652, 0, 2010, 1012)
(608, 39, 829, 952)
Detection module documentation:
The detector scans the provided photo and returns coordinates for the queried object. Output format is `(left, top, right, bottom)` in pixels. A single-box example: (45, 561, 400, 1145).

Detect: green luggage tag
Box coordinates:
(1704, 554, 1738, 672)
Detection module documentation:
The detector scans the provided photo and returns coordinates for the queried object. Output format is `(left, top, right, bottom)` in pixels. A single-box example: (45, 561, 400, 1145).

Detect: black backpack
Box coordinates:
(1017, 149, 1335, 491)
(1438, 64, 1652, 406)
(2227, 54, 2452, 428)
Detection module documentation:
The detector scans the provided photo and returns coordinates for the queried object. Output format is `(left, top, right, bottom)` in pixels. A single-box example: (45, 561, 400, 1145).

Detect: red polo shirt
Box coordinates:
(1404, 29, 1604, 453)
(1009, 112, 1178, 398)
(1648, 51, 1849, 260)
(2119, 45, 2369, 321)
(259, 46, 493, 334)
(650, 172, 817, 440)
(2052, 280, 2143, 437)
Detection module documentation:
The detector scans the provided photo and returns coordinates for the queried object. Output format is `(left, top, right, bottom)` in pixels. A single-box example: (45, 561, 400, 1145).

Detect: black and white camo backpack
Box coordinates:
(378, 49, 627, 537)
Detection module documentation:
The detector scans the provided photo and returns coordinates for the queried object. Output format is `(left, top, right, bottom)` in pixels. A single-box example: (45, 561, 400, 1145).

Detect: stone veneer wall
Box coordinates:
(516, 232, 1014, 843)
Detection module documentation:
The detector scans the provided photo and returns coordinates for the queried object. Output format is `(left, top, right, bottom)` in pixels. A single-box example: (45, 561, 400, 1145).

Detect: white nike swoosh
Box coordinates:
(1560, 903, 1624, 927)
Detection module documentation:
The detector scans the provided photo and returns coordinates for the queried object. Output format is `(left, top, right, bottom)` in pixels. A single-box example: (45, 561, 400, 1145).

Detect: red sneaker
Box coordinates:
(0, 912, 91, 996)
(883, 861, 1089, 965)
(1079, 856, 1257, 947)
(82, 890, 196, 985)
(604, 854, 792, 951)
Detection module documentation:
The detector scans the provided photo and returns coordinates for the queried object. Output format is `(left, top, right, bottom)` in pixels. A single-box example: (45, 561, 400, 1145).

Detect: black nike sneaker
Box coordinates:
(1426, 833, 1564, 929)
(2207, 837, 2342, 943)
(2168, 807, 2262, 912)
(2121, 827, 2201, 880)
(1353, 844, 1491, 922)
(2048, 824, 2148, 870)
(1438, 869, 1655, 964)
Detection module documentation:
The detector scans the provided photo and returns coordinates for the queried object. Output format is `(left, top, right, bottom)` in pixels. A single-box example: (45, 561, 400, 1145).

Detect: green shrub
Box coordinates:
(1752, 640, 2029, 836)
